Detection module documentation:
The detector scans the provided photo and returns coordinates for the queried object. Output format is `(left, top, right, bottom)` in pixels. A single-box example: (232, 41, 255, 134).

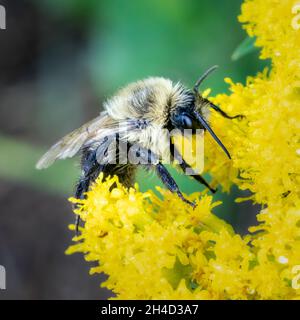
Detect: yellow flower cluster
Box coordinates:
(67, 0, 300, 299)
(67, 174, 252, 299)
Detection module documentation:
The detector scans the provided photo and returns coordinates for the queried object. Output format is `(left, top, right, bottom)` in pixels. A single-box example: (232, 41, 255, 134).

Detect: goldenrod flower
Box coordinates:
(67, 0, 300, 299)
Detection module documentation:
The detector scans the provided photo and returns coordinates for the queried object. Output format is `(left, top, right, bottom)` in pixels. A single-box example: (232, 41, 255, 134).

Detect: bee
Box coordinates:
(36, 66, 243, 231)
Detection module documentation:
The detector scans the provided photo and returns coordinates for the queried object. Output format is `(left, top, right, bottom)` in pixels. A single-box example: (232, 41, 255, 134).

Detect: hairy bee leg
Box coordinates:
(132, 144, 195, 208)
(156, 163, 196, 208)
(170, 143, 216, 193)
(179, 161, 217, 194)
(74, 135, 130, 234)
(209, 102, 244, 120)
(74, 145, 105, 234)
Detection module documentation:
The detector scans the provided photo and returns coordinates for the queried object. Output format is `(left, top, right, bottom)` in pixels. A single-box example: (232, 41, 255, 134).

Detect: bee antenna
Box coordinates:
(193, 65, 219, 94)
(193, 111, 231, 159)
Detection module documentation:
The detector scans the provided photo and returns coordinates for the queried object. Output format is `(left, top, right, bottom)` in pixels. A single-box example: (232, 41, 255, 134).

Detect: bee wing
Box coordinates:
(36, 112, 115, 169)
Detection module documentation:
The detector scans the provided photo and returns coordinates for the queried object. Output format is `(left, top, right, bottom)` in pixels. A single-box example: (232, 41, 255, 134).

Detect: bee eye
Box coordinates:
(171, 112, 195, 130)
(181, 115, 193, 128)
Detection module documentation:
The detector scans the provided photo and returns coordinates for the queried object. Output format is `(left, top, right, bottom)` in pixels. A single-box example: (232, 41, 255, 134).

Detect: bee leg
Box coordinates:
(170, 142, 216, 193)
(74, 146, 104, 234)
(179, 161, 217, 194)
(132, 144, 195, 207)
(74, 135, 125, 233)
(156, 163, 196, 208)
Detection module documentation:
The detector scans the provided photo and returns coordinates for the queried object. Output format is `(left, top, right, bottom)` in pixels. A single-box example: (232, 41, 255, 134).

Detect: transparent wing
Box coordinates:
(36, 112, 116, 169)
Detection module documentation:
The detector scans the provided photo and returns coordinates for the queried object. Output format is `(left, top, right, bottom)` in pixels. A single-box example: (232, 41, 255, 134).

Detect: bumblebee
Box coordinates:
(36, 66, 242, 230)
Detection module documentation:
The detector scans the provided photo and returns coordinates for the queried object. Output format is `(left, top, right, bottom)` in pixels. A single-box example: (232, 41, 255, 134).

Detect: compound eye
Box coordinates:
(181, 114, 193, 129)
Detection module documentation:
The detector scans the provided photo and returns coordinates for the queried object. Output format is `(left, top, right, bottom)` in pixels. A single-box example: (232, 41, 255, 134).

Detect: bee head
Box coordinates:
(169, 65, 231, 159)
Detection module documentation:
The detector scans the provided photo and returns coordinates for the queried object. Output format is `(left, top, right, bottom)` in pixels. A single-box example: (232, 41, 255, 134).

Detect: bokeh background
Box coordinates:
(0, 0, 266, 299)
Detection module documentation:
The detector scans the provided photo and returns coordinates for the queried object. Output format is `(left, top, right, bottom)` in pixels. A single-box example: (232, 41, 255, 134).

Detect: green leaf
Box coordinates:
(232, 36, 258, 61)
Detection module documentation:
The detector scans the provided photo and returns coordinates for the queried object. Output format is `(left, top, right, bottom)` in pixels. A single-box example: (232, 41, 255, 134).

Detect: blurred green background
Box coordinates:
(0, 0, 263, 299)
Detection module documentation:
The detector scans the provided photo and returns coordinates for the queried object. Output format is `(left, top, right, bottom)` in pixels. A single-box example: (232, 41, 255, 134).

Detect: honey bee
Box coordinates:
(36, 66, 242, 231)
